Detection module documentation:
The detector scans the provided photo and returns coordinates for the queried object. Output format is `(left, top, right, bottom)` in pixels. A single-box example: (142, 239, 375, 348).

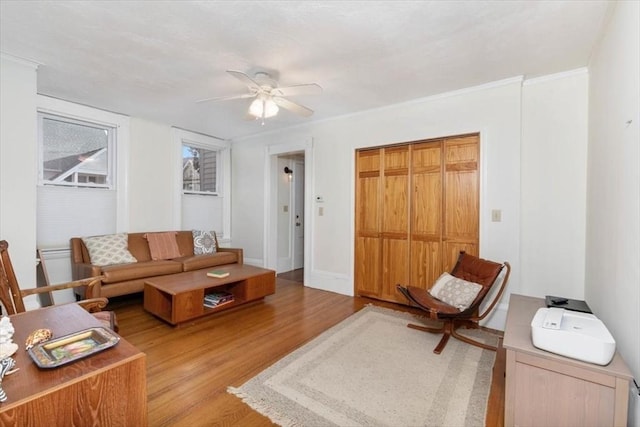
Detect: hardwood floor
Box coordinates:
(109, 273, 505, 426)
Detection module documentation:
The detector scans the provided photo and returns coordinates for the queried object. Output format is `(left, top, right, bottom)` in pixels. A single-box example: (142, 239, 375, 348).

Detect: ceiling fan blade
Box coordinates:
(272, 96, 314, 117)
(227, 70, 261, 91)
(195, 93, 255, 103)
(272, 83, 323, 97)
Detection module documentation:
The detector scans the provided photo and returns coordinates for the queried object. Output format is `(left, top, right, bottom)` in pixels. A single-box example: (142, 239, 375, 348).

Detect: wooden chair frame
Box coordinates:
(397, 251, 511, 354)
(0, 240, 116, 330)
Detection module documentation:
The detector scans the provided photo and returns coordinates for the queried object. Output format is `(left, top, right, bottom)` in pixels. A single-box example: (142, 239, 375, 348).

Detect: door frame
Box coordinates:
(263, 138, 313, 279)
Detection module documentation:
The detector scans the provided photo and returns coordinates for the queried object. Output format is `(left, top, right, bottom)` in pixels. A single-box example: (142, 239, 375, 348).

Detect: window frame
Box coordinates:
(37, 112, 116, 189)
(172, 127, 231, 239)
(181, 141, 221, 196)
(37, 94, 131, 234)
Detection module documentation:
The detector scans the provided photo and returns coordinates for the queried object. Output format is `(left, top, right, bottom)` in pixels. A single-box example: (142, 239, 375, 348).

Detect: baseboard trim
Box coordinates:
(479, 302, 508, 332)
(305, 269, 352, 296)
(243, 257, 264, 267)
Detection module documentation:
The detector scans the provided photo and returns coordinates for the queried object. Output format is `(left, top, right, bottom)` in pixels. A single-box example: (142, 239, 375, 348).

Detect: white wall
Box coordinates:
(230, 142, 266, 266)
(0, 54, 38, 301)
(232, 79, 525, 329)
(521, 70, 589, 299)
(128, 118, 176, 231)
(586, 1, 640, 423)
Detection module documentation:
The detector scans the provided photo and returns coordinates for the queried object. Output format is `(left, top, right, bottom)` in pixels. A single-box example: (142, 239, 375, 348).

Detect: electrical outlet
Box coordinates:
(319, 207, 324, 216)
(491, 209, 502, 222)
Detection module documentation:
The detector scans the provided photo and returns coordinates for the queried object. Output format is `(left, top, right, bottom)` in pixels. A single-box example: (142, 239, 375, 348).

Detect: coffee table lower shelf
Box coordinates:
(143, 265, 276, 325)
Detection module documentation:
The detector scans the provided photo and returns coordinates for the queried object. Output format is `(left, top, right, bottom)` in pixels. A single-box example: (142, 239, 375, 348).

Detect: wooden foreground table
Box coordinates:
(0, 304, 147, 426)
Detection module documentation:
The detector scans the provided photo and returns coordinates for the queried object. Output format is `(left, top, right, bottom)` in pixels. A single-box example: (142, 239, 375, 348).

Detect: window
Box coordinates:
(182, 144, 218, 194)
(173, 128, 231, 239)
(36, 95, 129, 250)
(39, 113, 114, 188)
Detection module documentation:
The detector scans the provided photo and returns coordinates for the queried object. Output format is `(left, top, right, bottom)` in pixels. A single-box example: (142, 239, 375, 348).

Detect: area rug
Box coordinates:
(228, 305, 497, 427)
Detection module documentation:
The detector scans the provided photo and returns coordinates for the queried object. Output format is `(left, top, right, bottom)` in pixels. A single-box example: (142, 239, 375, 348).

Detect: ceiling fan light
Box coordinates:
(249, 97, 279, 119)
(264, 99, 279, 117)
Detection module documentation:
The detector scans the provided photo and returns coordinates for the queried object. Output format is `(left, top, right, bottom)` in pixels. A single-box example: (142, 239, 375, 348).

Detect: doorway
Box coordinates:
(276, 152, 305, 275)
(264, 138, 312, 283)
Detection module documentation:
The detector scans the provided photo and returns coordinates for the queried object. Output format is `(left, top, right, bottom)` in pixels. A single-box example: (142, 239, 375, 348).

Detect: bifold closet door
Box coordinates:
(354, 134, 479, 303)
(354, 149, 381, 298)
(380, 146, 410, 303)
(410, 141, 443, 290)
(442, 135, 479, 272)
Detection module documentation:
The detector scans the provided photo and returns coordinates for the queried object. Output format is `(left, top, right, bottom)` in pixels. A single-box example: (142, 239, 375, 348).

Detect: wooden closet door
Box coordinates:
(410, 141, 443, 289)
(354, 134, 479, 303)
(381, 146, 409, 302)
(354, 149, 381, 297)
(443, 135, 479, 272)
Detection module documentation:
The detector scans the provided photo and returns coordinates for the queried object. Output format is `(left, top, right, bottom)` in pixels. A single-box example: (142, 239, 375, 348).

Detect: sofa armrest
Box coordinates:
(73, 262, 103, 281)
(218, 247, 243, 265)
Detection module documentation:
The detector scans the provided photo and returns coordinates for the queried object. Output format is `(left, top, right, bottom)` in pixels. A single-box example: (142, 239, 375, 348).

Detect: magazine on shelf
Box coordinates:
(203, 299, 234, 309)
(204, 291, 234, 307)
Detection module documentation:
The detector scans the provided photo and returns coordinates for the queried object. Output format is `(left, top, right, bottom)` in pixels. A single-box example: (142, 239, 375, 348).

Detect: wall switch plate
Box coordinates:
(283, 205, 288, 213)
(491, 209, 502, 222)
(319, 207, 324, 216)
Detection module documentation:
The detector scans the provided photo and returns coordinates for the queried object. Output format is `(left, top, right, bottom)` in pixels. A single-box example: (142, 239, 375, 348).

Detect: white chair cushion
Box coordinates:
(429, 272, 483, 311)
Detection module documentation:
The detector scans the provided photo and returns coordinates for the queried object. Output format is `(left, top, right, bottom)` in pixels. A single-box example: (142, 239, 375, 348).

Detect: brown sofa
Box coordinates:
(70, 231, 243, 298)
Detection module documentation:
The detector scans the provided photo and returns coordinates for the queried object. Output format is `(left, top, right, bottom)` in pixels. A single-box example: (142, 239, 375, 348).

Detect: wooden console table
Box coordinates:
(0, 304, 147, 426)
(144, 264, 276, 325)
(503, 294, 632, 427)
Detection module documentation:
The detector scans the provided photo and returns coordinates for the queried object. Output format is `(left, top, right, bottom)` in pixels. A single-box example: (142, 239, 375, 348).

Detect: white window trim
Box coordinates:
(171, 127, 231, 238)
(37, 95, 130, 232)
(38, 112, 114, 189)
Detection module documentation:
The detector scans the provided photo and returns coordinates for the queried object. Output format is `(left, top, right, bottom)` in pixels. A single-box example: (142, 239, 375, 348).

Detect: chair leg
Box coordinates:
(407, 321, 453, 354)
(407, 322, 444, 334)
(451, 327, 497, 352)
(432, 322, 453, 354)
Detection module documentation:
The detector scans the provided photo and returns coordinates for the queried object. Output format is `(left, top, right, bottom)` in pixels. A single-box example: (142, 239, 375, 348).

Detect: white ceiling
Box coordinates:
(1, 1, 612, 140)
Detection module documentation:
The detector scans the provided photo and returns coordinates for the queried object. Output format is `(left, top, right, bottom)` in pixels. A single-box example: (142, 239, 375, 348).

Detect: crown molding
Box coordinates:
(0, 52, 42, 69)
(523, 67, 588, 86)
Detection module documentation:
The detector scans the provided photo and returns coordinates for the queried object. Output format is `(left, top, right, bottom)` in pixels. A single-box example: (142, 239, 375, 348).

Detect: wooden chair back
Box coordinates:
(0, 240, 26, 314)
(1, 240, 108, 317)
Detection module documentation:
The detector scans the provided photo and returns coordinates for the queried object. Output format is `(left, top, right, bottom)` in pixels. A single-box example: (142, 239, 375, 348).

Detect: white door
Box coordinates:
(293, 160, 305, 269)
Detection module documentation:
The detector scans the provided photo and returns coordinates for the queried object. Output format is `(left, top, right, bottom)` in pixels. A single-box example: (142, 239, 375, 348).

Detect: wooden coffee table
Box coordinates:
(143, 264, 276, 325)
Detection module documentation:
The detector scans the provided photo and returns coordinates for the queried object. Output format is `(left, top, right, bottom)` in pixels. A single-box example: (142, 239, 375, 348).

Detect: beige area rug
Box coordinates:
(228, 305, 497, 427)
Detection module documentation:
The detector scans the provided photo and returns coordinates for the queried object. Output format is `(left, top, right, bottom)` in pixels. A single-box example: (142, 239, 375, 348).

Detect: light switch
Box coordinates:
(491, 209, 502, 222)
(319, 207, 324, 216)
(283, 205, 288, 213)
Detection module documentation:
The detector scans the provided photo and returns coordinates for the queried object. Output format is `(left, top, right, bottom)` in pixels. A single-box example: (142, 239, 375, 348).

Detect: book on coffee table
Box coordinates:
(207, 270, 230, 278)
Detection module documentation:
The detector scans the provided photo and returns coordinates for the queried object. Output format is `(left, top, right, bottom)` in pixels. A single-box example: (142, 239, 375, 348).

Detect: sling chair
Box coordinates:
(396, 251, 510, 354)
(0, 240, 117, 331)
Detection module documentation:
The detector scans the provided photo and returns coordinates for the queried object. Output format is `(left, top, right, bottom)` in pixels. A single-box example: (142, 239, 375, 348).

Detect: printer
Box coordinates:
(531, 307, 616, 365)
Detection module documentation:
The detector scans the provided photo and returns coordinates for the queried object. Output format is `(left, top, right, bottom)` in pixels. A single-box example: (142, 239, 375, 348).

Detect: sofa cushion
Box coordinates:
(192, 230, 217, 255)
(100, 260, 183, 283)
(81, 233, 137, 267)
(176, 252, 238, 272)
(144, 232, 182, 260)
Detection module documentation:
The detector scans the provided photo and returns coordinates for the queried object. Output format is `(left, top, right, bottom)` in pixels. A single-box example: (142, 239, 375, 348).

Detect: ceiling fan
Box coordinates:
(196, 70, 323, 123)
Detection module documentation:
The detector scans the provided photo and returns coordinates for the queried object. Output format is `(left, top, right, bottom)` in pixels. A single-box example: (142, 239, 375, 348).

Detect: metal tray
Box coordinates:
(28, 327, 120, 368)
